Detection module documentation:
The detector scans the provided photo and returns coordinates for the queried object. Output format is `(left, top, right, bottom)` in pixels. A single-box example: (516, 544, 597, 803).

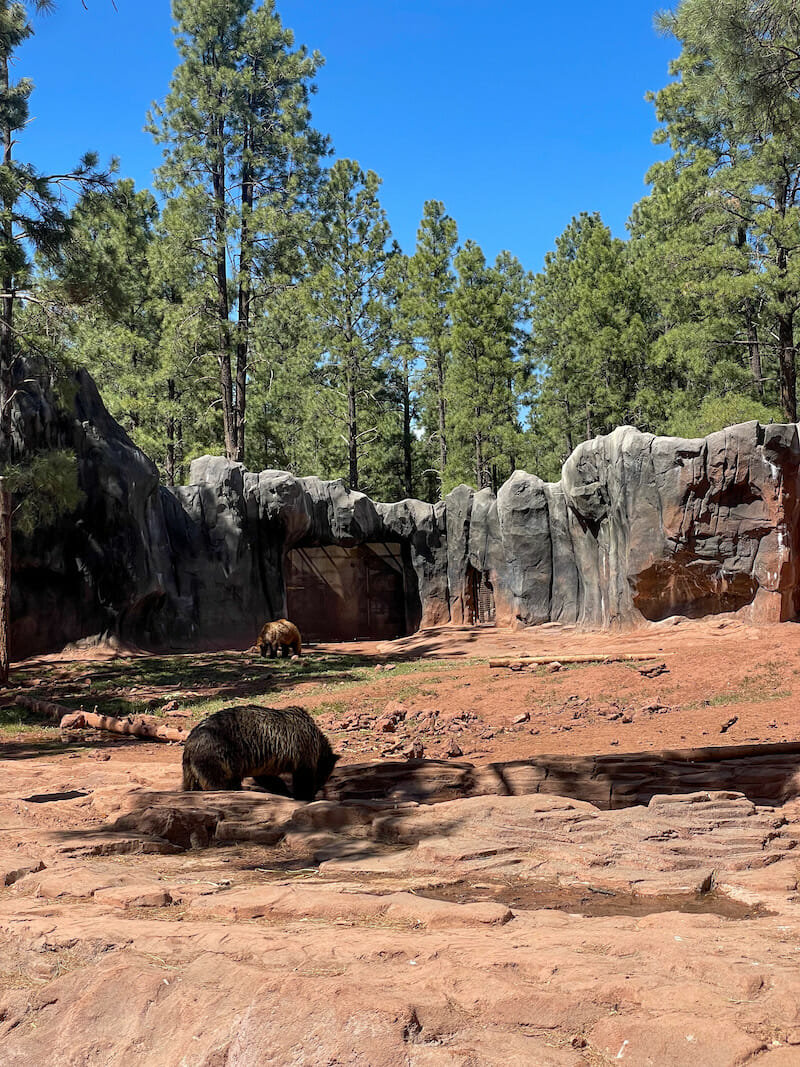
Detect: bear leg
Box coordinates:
(291, 766, 318, 802)
(253, 774, 291, 797)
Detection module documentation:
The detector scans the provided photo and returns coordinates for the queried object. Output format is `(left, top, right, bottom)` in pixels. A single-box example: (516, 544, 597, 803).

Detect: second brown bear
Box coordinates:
(256, 618, 302, 658)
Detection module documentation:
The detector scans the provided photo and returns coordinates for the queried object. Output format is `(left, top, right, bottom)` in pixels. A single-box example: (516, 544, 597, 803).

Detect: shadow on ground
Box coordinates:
(326, 743, 800, 809)
(6, 649, 439, 717)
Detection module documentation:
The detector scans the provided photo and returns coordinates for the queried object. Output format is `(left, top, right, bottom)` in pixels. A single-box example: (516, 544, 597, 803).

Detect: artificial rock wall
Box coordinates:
(8, 365, 800, 659)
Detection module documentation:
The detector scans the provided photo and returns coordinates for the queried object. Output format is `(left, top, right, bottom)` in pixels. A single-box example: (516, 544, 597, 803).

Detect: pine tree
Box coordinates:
(304, 159, 395, 493)
(49, 180, 166, 458)
(407, 200, 457, 495)
(148, 0, 326, 463)
(445, 241, 531, 493)
(390, 253, 418, 500)
(245, 281, 320, 474)
(642, 0, 800, 422)
(0, 0, 110, 684)
(527, 213, 651, 479)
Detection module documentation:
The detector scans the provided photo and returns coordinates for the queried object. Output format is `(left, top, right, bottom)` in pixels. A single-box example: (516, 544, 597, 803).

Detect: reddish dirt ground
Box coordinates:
(288, 617, 800, 764)
(8, 615, 800, 776)
(2, 619, 800, 1066)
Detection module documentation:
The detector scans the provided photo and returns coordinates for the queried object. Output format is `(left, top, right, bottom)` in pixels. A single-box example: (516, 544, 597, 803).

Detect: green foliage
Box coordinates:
(6, 450, 83, 535)
(301, 159, 397, 493)
(49, 181, 164, 442)
(406, 200, 458, 495)
(29, 0, 800, 508)
(444, 241, 531, 492)
(525, 213, 652, 480)
(0, 0, 112, 448)
(148, 0, 326, 463)
(664, 395, 780, 440)
(635, 0, 800, 422)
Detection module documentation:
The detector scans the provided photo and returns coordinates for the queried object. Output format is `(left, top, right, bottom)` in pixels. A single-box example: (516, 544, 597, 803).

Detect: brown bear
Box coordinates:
(256, 618, 302, 658)
(182, 704, 338, 800)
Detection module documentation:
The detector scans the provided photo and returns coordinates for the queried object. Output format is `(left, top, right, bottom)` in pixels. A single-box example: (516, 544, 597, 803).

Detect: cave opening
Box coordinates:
(285, 542, 417, 642)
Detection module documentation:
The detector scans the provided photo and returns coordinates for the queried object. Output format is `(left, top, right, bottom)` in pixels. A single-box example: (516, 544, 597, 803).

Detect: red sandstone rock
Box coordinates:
(93, 885, 173, 908)
(0, 850, 44, 886)
(4, 640, 800, 1065)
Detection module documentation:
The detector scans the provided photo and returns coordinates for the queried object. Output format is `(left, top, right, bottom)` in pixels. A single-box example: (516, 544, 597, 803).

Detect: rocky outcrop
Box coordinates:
(8, 367, 800, 656)
(2, 740, 800, 1067)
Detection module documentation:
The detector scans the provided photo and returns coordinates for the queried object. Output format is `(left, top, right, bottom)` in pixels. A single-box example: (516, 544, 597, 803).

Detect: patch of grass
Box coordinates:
(687, 688, 792, 710)
(382, 682, 425, 702)
(0, 705, 60, 739)
(306, 699, 352, 719)
(523, 686, 560, 708)
(5, 650, 482, 736)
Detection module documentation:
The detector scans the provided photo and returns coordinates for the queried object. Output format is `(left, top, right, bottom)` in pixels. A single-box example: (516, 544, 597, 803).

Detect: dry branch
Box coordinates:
(488, 653, 665, 668)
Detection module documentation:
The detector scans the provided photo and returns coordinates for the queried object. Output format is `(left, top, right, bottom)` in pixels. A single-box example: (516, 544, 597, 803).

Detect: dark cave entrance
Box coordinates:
(285, 542, 414, 642)
(466, 564, 496, 625)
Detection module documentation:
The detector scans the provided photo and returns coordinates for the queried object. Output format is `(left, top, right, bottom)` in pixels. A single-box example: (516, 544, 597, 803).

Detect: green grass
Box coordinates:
(0, 705, 59, 741)
(685, 687, 791, 711)
(2, 650, 481, 736)
(683, 662, 793, 711)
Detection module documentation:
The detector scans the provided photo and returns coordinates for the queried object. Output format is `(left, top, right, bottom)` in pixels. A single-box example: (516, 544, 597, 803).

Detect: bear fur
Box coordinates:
(182, 704, 338, 800)
(256, 618, 302, 658)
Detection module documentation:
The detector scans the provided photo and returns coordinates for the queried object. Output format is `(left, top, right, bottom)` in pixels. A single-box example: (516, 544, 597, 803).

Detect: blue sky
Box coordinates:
(23, 0, 678, 272)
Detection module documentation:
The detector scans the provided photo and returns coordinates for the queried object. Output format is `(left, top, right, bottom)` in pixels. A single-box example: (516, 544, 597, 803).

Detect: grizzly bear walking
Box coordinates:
(256, 618, 302, 658)
(182, 704, 338, 800)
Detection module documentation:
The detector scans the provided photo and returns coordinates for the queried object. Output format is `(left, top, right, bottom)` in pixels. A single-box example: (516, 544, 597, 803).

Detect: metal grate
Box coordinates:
(285, 542, 408, 641)
(469, 567, 496, 625)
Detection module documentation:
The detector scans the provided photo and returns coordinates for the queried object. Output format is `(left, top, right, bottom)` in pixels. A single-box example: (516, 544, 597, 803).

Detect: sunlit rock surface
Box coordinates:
(8, 366, 800, 655)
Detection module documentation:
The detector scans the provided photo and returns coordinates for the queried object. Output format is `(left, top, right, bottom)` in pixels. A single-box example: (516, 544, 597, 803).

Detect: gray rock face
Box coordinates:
(8, 368, 800, 657)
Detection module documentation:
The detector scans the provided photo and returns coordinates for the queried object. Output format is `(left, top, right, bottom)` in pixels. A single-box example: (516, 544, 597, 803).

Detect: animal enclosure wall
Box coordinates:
(285, 543, 410, 642)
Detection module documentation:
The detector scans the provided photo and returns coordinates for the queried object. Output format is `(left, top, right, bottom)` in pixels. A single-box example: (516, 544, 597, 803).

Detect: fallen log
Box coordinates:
(15, 695, 189, 742)
(58, 710, 190, 743)
(488, 653, 665, 668)
(14, 694, 73, 721)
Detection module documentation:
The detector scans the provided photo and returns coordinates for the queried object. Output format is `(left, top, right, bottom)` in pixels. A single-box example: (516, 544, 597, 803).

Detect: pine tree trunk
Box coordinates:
(0, 51, 13, 686)
(436, 341, 447, 478)
(777, 311, 796, 422)
(234, 334, 248, 466)
(218, 350, 236, 459)
(0, 479, 10, 685)
(347, 366, 358, 491)
(165, 378, 176, 487)
(402, 361, 413, 498)
(234, 132, 253, 464)
(212, 113, 235, 460)
(344, 305, 359, 490)
(474, 411, 487, 489)
(775, 199, 796, 422)
(177, 418, 184, 485)
(563, 397, 574, 455)
(746, 306, 763, 397)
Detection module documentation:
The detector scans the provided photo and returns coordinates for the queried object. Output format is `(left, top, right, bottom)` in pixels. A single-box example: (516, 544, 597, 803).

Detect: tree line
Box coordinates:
(9, 0, 800, 508)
